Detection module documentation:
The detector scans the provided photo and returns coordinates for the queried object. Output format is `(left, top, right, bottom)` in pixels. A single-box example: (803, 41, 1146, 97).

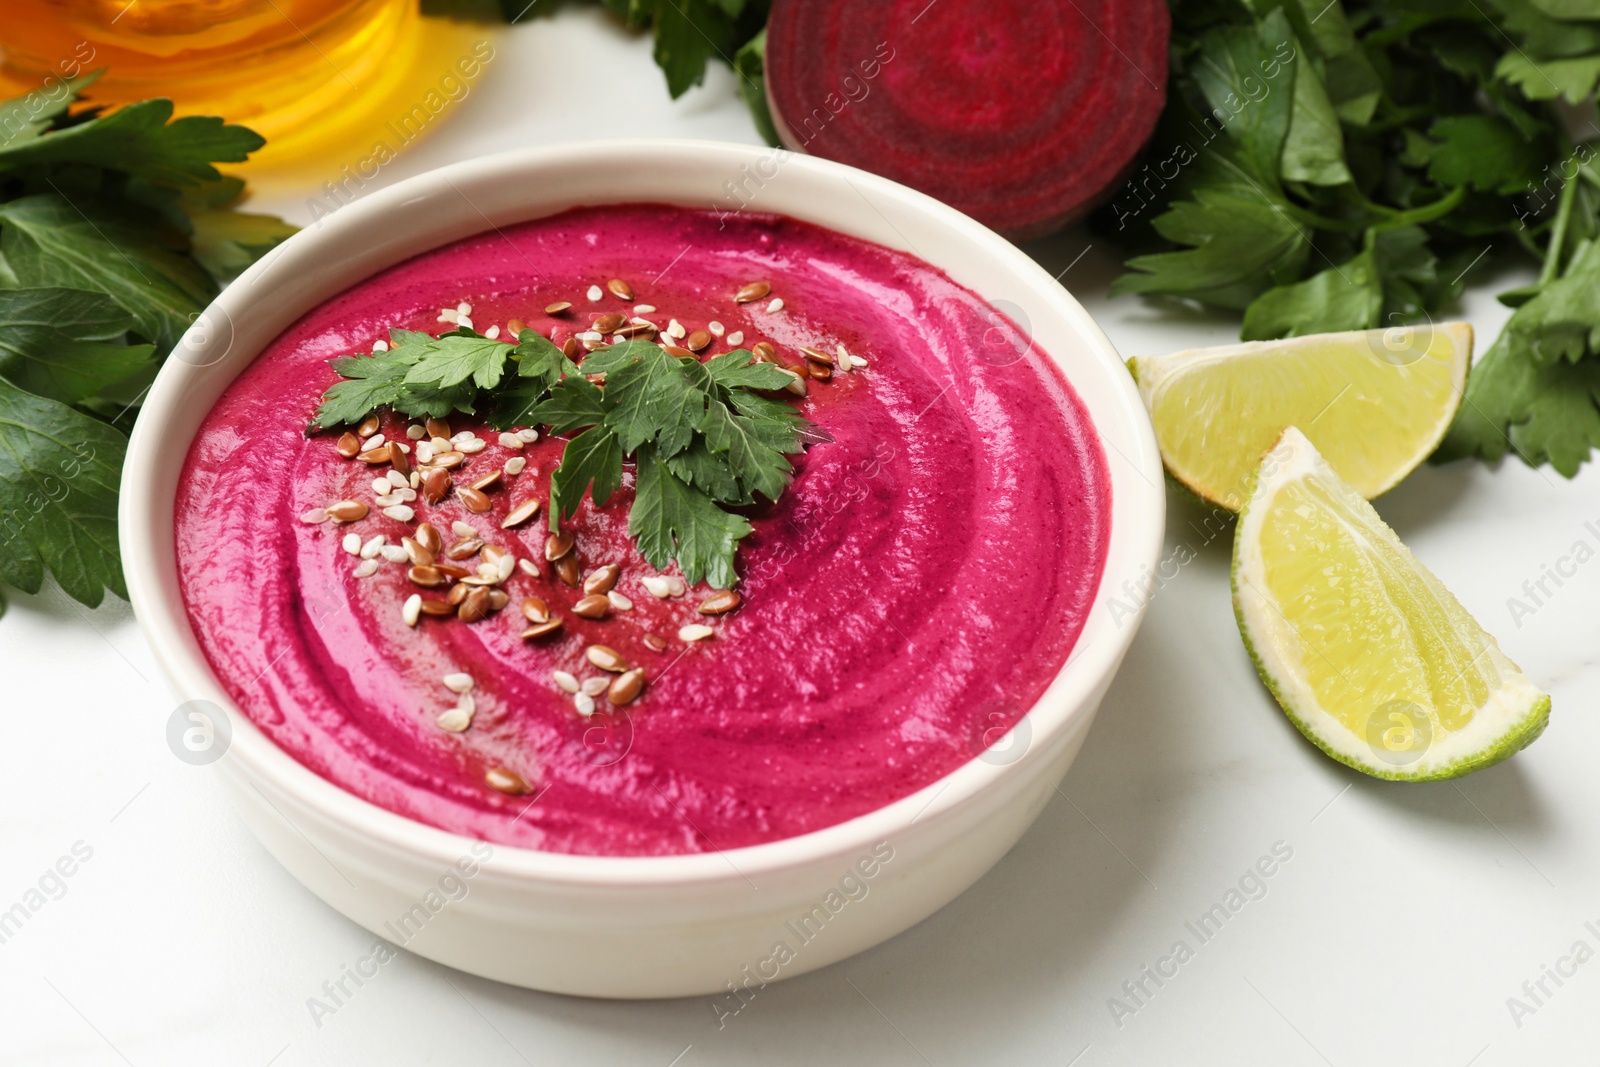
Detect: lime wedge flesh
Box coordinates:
(1233, 428, 1548, 781)
(1131, 324, 1471, 511)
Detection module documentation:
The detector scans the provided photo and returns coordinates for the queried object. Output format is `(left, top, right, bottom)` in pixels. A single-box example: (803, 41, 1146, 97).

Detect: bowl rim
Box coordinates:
(121, 138, 1165, 888)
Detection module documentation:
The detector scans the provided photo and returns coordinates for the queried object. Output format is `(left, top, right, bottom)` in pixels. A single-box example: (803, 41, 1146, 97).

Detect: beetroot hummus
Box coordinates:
(175, 205, 1110, 856)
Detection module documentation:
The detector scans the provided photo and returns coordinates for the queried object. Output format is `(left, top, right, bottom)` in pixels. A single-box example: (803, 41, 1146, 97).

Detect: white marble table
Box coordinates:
(5, 10, 1592, 1065)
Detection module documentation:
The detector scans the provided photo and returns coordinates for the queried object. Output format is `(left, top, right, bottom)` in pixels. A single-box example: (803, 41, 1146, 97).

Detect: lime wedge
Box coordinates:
(1130, 324, 1471, 511)
(1233, 428, 1548, 781)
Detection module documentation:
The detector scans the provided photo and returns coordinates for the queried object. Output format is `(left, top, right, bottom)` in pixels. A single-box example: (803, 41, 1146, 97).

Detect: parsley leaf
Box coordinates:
(703, 348, 793, 390)
(1438, 233, 1600, 475)
(630, 448, 752, 589)
(734, 29, 781, 146)
(1187, 12, 1296, 188)
(0, 98, 264, 186)
(0, 379, 126, 607)
(652, 0, 740, 98)
(0, 289, 153, 404)
(1425, 115, 1543, 194)
(183, 177, 297, 285)
(514, 328, 581, 387)
(505, 0, 765, 101)
(1437, 340, 1600, 477)
(1495, 50, 1600, 103)
(600, 342, 702, 454)
(1241, 246, 1381, 340)
(699, 395, 791, 503)
(0, 73, 99, 149)
(0, 193, 216, 352)
(404, 331, 515, 390)
(530, 373, 609, 434)
(312, 351, 414, 430)
(1112, 181, 1311, 309)
(549, 424, 625, 523)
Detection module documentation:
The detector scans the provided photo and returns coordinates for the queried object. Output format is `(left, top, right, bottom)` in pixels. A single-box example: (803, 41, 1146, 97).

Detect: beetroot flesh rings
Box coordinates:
(763, 0, 1170, 241)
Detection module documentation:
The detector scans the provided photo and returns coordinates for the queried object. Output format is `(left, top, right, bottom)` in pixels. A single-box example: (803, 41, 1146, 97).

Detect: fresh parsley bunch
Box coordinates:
(0, 73, 292, 613)
(1109, 0, 1600, 476)
(313, 331, 820, 588)
(436, 0, 771, 101)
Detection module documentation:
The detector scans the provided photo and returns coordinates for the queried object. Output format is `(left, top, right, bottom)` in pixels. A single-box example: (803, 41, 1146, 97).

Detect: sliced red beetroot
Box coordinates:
(763, 0, 1170, 241)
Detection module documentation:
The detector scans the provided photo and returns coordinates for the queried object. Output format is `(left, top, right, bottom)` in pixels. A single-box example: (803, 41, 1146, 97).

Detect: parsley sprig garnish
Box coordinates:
(312, 331, 825, 589)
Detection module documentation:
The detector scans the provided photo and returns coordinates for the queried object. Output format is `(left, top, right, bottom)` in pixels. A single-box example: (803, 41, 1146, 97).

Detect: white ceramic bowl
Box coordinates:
(121, 140, 1164, 999)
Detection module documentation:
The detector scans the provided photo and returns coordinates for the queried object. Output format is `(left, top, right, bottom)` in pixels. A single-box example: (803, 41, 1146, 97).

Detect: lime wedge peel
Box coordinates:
(1233, 428, 1549, 782)
(1131, 324, 1472, 511)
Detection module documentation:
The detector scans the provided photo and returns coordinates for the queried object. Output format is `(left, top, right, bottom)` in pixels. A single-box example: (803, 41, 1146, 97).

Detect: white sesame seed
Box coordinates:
(726, 331, 744, 346)
(353, 559, 380, 578)
(574, 692, 596, 717)
(438, 308, 459, 324)
(415, 442, 434, 464)
(641, 575, 673, 598)
(342, 533, 361, 555)
(633, 304, 656, 314)
(383, 504, 415, 522)
(436, 706, 472, 732)
(300, 508, 329, 524)
(608, 590, 633, 611)
(631, 316, 656, 327)
(577, 331, 603, 343)
(850, 354, 868, 368)
(505, 457, 527, 476)
(498, 432, 523, 450)
(766, 298, 784, 313)
(403, 594, 422, 626)
(393, 441, 410, 455)
(452, 521, 477, 537)
(396, 488, 417, 502)
(708, 320, 725, 336)
(359, 433, 386, 452)
(452, 431, 474, 445)
(666, 319, 686, 339)
(518, 558, 539, 577)
(381, 545, 409, 563)
(553, 671, 579, 694)
(375, 492, 404, 507)
(410, 471, 421, 489)
(581, 676, 609, 697)
(387, 470, 408, 487)
(372, 339, 389, 352)
(666, 576, 687, 597)
(679, 623, 714, 642)
(372, 477, 392, 494)
(456, 692, 476, 715)
(406, 424, 426, 440)
(458, 438, 487, 454)
(360, 534, 386, 559)
(516, 428, 539, 443)
(477, 562, 499, 580)
(443, 672, 474, 694)
(485, 324, 500, 340)
(497, 555, 515, 582)
(455, 302, 470, 315)
(430, 436, 451, 451)
(587, 284, 603, 302)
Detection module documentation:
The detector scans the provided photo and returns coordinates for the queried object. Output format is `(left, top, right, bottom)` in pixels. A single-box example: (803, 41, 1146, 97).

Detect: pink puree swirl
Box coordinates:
(175, 205, 1110, 856)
